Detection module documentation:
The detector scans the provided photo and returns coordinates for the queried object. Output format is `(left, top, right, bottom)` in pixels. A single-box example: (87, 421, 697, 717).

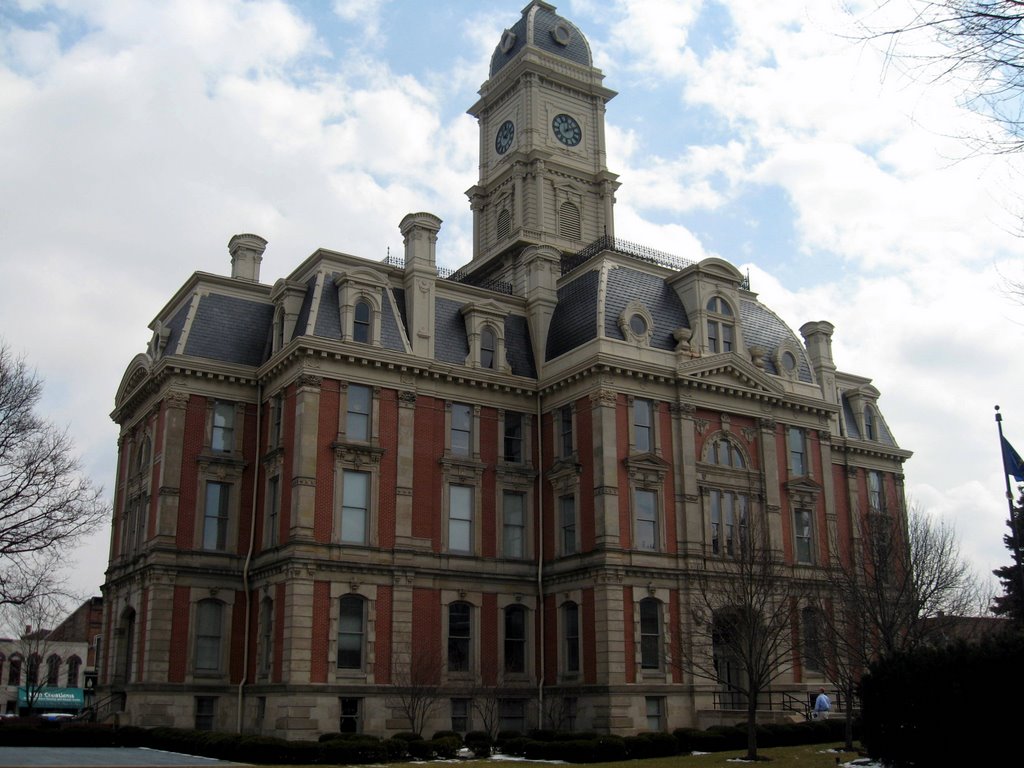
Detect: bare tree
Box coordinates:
(683, 511, 799, 762)
(854, 1, 1024, 153)
(386, 643, 446, 737)
(0, 341, 107, 606)
(817, 499, 984, 748)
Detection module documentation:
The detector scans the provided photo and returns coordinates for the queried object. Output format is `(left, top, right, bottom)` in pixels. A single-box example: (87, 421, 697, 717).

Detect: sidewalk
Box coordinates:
(0, 747, 250, 767)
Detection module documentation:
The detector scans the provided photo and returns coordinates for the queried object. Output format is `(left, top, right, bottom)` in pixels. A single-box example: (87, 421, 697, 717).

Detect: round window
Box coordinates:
(781, 351, 797, 372)
(630, 314, 647, 336)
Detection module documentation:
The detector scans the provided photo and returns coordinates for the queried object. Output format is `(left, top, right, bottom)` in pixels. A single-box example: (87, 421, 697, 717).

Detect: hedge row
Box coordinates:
(0, 717, 850, 764)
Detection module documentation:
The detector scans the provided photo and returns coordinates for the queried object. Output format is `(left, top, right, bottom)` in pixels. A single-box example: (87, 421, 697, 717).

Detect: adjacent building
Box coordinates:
(99, 1, 911, 738)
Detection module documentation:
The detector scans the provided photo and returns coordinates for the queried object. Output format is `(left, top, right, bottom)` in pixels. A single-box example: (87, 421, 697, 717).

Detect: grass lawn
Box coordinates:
(257, 743, 864, 768)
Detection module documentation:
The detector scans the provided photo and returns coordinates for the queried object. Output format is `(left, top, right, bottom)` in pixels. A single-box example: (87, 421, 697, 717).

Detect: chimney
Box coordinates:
(800, 320, 839, 410)
(399, 213, 442, 358)
(228, 233, 267, 282)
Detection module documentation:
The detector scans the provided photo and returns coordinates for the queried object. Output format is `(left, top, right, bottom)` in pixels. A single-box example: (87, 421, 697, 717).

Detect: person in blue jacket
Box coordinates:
(813, 688, 831, 720)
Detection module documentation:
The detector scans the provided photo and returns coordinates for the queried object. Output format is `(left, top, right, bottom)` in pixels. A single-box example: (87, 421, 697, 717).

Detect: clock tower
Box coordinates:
(466, 1, 619, 276)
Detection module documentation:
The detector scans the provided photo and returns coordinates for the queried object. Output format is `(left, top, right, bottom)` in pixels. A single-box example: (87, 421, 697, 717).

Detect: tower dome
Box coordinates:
(489, 1, 593, 77)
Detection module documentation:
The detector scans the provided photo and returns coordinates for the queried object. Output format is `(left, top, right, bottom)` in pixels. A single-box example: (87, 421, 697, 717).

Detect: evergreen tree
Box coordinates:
(991, 491, 1024, 626)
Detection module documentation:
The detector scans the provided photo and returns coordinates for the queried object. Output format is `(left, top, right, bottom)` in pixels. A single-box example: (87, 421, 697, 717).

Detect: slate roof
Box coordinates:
(547, 269, 600, 361)
(841, 395, 896, 446)
(739, 300, 813, 384)
(179, 294, 274, 367)
(490, 2, 592, 77)
(603, 266, 688, 351)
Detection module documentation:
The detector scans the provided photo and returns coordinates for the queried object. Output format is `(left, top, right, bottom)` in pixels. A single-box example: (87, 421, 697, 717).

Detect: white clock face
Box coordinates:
(552, 113, 581, 146)
(495, 120, 515, 154)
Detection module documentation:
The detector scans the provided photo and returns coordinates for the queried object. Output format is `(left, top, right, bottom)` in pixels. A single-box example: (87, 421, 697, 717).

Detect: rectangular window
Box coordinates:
(504, 411, 523, 463)
(504, 606, 526, 674)
(645, 696, 664, 731)
(339, 697, 361, 733)
(195, 601, 223, 674)
(721, 324, 734, 352)
(788, 427, 806, 476)
(560, 495, 577, 555)
(448, 602, 471, 672)
(266, 476, 279, 547)
(341, 470, 370, 544)
(449, 485, 473, 553)
(203, 482, 230, 551)
(710, 490, 748, 557)
(795, 508, 812, 564)
(451, 403, 472, 456)
(451, 698, 470, 733)
(503, 491, 525, 559)
(211, 401, 234, 452)
(635, 489, 658, 551)
(803, 608, 823, 672)
(564, 603, 580, 675)
(195, 696, 216, 731)
(499, 699, 526, 732)
(337, 596, 364, 670)
(259, 598, 273, 676)
(634, 399, 653, 453)
(868, 471, 884, 512)
(559, 404, 573, 457)
(639, 600, 661, 670)
(346, 384, 371, 441)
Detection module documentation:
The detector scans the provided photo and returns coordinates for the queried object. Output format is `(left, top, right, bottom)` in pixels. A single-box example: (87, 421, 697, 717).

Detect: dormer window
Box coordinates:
(481, 328, 496, 369)
(865, 406, 877, 440)
(706, 296, 734, 353)
(353, 300, 372, 343)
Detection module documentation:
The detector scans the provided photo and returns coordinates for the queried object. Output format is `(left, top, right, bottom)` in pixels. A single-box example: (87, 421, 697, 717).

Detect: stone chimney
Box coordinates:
(400, 213, 442, 359)
(228, 233, 267, 282)
(800, 320, 838, 407)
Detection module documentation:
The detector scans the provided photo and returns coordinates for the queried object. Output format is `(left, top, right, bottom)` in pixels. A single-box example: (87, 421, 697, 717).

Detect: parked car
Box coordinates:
(38, 713, 75, 721)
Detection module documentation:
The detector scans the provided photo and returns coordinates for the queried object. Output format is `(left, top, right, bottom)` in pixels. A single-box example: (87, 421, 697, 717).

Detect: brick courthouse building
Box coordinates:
(99, 1, 911, 738)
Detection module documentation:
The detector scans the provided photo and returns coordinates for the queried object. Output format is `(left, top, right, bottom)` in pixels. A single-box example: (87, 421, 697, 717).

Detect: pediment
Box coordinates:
(677, 355, 785, 395)
(115, 353, 153, 407)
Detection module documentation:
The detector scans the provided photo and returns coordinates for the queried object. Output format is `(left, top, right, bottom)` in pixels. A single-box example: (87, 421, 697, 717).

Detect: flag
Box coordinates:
(1002, 435, 1024, 483)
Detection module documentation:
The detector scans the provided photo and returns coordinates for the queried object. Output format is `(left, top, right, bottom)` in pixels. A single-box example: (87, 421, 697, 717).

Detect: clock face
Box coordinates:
(495, 120, 515, 154)
(552, 113, 582, 147)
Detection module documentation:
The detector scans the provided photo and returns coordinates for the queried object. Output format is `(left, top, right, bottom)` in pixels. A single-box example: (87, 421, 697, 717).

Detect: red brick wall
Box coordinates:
(230, 589, 246, 684)
(481, 592, 497, 685)
(375, 585, 393, 683)
(176, 396, 206, 550)
(273, 583, 286, 683)
(623, 586, 635, 683)
(411, 588, 441, 683)
(135, 588, 148, 682)
(147, 410, 162, 543)
(314, 381, 340, 543)
(246, 588, 259, 682)
(582, 587, 596, 684)
(378, 390, 398, 549)
(168, 585, 190, 683)
(541, 410, 554, 561)
(577, 399, 595, 552)
(310, 581, 330, 683)
(481, 407, 497, 558)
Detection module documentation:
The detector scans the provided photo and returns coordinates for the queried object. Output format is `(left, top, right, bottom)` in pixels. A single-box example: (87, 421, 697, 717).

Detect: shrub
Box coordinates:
(464, 730, 492, 757)
(431, 729, 462, 744)
(624, 731, 678, 759)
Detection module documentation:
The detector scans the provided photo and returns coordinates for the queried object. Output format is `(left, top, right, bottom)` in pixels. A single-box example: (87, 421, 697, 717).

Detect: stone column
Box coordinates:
(589, 388, 620, 547)
(289, 375, 321, 542)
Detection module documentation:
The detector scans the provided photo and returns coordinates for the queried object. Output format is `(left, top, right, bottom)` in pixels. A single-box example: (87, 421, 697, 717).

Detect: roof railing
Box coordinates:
(381, 254, 513, 295)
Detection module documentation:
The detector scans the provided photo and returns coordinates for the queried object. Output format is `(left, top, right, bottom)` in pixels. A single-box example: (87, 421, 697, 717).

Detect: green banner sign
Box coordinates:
(17, 687, 84, 709)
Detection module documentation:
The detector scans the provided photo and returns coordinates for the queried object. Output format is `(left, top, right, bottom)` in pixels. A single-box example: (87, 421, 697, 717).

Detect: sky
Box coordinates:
(2, 0, 1023, 605)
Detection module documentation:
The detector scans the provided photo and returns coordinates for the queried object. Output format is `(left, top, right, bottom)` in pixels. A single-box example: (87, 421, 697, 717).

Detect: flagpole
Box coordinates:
(994, 405, 1024, 601)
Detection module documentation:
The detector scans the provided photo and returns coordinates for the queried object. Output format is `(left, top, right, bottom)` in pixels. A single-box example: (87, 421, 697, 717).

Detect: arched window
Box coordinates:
(338, 595, 365, 670)
(26, 653, 41, 686)
(558, 201, 581, 241)
(802, 607, 823, 672)
(259, 597, 273, 676)
(66, 656, 81, 688)
(353, 299, 371, 343)
(639, 598, 662, 670)
(136, 436, 151, 474)
(194, 600, 224, 675)
(116, 608, 135, 684)
(46, 654, 60, 687)
(8, 654, 22, 686)
(481, 327, 496, 369)
(448, 602, 472, 672)
(706, 296, 734, 353)
(706, 436, 745, 468)
(504, 605, 526, 674)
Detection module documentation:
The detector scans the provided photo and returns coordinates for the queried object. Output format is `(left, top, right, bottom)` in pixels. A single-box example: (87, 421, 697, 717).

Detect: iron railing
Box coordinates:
(381, 255, 513, 295)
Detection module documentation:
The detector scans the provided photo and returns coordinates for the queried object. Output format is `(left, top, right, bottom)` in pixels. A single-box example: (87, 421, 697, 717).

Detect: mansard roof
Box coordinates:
(489, 1, 593, 77)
